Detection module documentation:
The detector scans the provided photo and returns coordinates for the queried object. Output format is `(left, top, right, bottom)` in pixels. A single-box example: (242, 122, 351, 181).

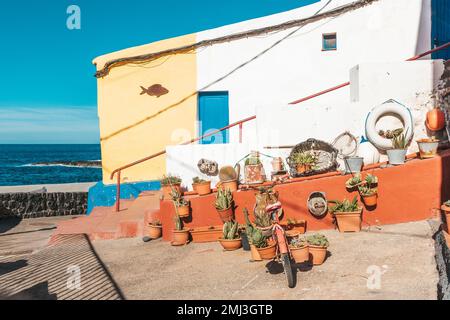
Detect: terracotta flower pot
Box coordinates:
(250, 244, 262, 261)
(308, 245, 328, 265)
(441, 205, 450, 233)
(290, 246, 309, 264)
(362, 193, 378, 207)
(285, 221, 307, 234)
(218, 238, 242, 251)
(190, 226, 223, 243)
(296, 164, 311, 174)
(172, 229, 190, 245)
(177, 205, 190, 218)
(334, 209, 362, 232)
(426, 109, 445, 131)
(417, 139, 439, 159)
(161, 184, 182, 200)
(193, 181, 212, 196)
(148, 225, 162, 239)
(219, 180, 238, 192)
(271, 158, 284, 172)
(256, 243, 277, 260)
(217, 207, 234, 223)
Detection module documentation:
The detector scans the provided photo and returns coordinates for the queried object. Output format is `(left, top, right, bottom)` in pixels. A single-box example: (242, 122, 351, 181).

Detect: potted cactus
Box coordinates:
(387, 133, 408, 165)
(417, 137, 439, 159)
(329, 196, 363, 232)
(306, 233, 329, 265)
(160, 175, 182, 199)
(217, 165, 239, 192)
(215, 188, 234, 222)
(290, 151, 317, 174)
(289, 236, 309, 264)
(192, 177, 212, 196)
(218, 220, 242, 251)
(243, 208, 275, 260)
(172, 213, 190, 246)
(147, 219, 163, 239)
(170, 188, 190, 218)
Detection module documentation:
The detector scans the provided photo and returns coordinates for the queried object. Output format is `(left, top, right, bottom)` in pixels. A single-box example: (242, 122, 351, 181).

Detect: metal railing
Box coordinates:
(111, 42, 450, 211)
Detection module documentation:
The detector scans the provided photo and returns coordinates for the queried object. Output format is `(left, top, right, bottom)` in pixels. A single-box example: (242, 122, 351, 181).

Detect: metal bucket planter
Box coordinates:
(417, 139, 439, 159)
(344, 156, 364, 174)
(387, 149, 407, 165)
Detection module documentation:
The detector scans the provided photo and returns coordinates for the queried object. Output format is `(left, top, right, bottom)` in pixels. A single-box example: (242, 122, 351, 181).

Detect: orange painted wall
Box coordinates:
(159, 149, 450, 241)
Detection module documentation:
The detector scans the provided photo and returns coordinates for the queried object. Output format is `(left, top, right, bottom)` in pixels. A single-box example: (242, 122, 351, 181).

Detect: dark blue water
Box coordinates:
(0, 145, 102, 186)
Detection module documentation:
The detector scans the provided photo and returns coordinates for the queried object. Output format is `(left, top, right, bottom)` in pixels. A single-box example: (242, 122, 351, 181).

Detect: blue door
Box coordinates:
(432, 0, 450, 59)
(198, 92, 229, 144)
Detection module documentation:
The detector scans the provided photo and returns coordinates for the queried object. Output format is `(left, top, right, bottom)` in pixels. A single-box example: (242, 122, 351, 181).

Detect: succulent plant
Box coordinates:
(243, 208, 268, 248)
(329, 196, 360, 213)
(160, 175, 182, 186)
(254, 208, 272, 228)
(222, 221, 239, 240)
(392, 132, 408, 150)
(215, 188, 234, 211)
(358, 185, 377, 196)
(306, 233, 329, 247)
(290, 236, 307, 248)
(192, 176, 208, 184)
(219, 166, 238, 182)
(170, 188, 189, 207)
(346, 174, 362, 188)
(173, 214, 183, 231)
(290, 151, 317, 166)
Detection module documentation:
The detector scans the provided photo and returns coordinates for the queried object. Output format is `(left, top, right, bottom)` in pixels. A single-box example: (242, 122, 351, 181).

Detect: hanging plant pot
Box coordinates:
(362, 193, 378, 207)
(334, 209, 363, 232)
(218, 238, 242, 251)
(217, 207, 234, 223)
(344, 156, 364, 174)
(256, 243, 277, 260)
(172, 229, 190, 245)
(387, 149, 407, 165)
(177, 205, 190, 218)
(147, 224, 162, 239)
(308, 245, 328, 265)
(162, 184, 182, 200)
(417, 139, 439, 159)
(290, 245, 309, 264)
(426, 109, 445, 131)
(192, 181, 212, 196)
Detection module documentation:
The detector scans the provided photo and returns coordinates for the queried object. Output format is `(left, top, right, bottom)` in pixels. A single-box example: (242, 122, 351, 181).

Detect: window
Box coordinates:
(322, 33, 337, 51)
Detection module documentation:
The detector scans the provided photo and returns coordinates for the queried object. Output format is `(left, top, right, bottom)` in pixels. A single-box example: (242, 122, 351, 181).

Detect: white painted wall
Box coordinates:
(196, 0, 431, 144)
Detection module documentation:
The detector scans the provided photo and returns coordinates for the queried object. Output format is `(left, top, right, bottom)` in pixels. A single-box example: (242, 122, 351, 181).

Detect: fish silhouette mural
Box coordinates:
(139, 84, 169, 98)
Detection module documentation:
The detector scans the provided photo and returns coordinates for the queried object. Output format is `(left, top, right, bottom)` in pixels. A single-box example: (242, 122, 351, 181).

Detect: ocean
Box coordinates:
(0, 144, 102, 186)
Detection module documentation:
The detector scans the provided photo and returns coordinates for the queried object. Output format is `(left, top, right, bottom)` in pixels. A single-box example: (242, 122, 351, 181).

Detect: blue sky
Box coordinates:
(0, 0, 317, 144)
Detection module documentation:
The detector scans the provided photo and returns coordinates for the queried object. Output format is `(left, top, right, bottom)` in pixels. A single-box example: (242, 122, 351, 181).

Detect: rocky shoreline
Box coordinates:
(31, 160, 101, 168)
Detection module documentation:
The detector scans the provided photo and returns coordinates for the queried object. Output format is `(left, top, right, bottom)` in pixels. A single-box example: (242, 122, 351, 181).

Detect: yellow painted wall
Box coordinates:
(93, 34, 197, 185)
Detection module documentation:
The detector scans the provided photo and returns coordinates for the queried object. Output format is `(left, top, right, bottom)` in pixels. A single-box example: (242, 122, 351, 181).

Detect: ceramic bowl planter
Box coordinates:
(256, 243, 277, 260)
(190, 226, 223, 243)
(417, 139, 439, 159)
(219, 238, 242, 251)
(344, 156, 364, 174)
(387, 149, 407, 165)
(148, 224, 163, 239)
(172, 229, 190, 245)
(306, 234, 329, 265)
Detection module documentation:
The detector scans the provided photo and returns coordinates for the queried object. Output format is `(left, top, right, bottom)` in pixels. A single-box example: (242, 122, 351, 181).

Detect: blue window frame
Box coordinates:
(322, 33, 337, 51)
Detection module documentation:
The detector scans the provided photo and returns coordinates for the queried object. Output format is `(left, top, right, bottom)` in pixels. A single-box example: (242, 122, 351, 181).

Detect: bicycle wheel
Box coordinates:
(281, 253, 295, 288)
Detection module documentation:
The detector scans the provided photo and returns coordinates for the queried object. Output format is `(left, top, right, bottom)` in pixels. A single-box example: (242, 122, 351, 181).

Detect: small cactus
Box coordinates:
(219, 166, 238, 182)
(243, 208, 267, 248)
(173, 214, 183, 231)
(222, 221, 239, 240)
(215, 188, 234, 210)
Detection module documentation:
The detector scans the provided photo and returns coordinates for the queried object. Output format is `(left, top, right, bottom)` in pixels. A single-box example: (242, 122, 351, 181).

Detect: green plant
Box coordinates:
(358, 185, 377, 196)
(290, 236, 307, 248)
(306, 233, 329, 247)
(291, 152, 317, 166)
(173, 214, 183, 231)
(329, 196, 360, 213)
(392, 132, 408, 150)
(192, 177, 208, 184)
(365, 174, 378, 186)
(222, 221, 240, 240)
(345, 174, 362, 188)
(243, 208, 268, 248)
(219, 166, 238, 182)
(160, 175, 182, 186)
(215, 188, 234, 210)
(170, 188, 189, 207)
(254, 208, 272, 228)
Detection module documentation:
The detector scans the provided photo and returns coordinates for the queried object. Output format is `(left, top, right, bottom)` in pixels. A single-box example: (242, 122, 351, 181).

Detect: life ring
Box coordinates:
(365, 99, 413, 150)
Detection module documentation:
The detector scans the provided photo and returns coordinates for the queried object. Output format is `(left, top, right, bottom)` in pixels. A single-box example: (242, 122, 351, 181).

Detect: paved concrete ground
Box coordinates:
(93, 220, 439, 300)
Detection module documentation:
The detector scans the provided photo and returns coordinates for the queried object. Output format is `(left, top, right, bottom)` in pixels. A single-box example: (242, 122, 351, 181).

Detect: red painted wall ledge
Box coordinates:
(157, 149, 450, 241)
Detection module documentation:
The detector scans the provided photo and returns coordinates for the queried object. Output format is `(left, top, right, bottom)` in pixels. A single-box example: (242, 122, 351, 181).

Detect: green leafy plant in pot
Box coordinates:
(215, 188, 234, 222)
(306, 233, 329, 265)
(329, 196, 362, 233)
(289, 236, 309, 264)
(160, 175, 182, 199)
(290, 152, 317, 174)
(218, 220, 242, 251)
(243, 208, 272, 261)
(170, 188, 190, 218)
(192, 176, 212, 196)
(387, 132, 408, 165)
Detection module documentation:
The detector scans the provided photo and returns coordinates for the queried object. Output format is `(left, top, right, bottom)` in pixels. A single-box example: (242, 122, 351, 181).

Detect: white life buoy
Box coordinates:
(365, 99, 413, 150)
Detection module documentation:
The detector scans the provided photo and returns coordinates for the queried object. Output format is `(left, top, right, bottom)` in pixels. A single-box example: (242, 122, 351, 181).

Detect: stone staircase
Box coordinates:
(50, 191, 161, 242)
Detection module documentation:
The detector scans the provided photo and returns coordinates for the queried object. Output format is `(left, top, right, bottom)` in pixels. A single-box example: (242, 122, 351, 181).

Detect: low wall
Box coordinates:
(435, 231, 450, 300)
(0, 192, 88, 219)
